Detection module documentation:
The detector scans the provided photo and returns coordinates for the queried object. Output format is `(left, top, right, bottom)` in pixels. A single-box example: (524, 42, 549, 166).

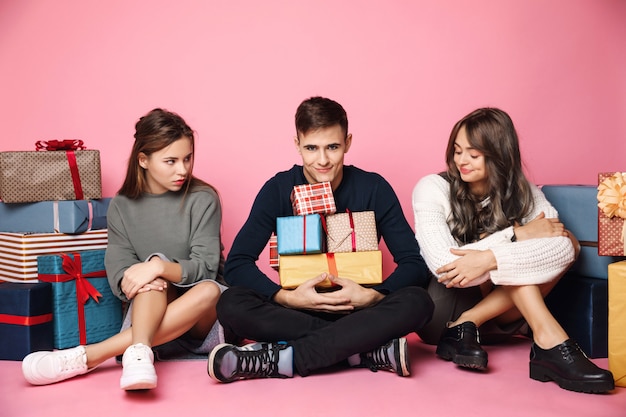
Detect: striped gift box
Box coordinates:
(290, 182, 337, 216)
(0, 229, 108, 283)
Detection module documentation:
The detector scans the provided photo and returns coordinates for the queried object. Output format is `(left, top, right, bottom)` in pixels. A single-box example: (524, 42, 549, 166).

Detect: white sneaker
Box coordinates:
(120, 343, 157, 390)
(22, 346, 89, 385)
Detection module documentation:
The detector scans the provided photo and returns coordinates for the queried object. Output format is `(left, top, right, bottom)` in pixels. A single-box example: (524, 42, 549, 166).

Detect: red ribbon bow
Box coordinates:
(35, 140, 86, 151)
(34, 140, 86, 199)
(38, 253, 105, 345)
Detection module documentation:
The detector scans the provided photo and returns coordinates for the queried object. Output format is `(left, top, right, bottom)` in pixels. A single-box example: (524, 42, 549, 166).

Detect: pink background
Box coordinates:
(1, 0, 625, 276)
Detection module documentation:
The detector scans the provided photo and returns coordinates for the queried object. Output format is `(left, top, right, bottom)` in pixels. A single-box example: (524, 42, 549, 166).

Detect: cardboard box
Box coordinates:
(0, 229, 108, 283)
(0, 282, 54, 360)
(0, 150, 101, 203)
(279, 251, 382, 289)
(0, 198, 110, 234)
(37, 250, 122, 349)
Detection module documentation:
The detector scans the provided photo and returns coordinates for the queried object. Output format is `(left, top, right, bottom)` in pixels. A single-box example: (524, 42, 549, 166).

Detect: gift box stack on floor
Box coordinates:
(597, 171, 626, 387)
(273, 181, 382, 290)
(0, 140, 121, 361)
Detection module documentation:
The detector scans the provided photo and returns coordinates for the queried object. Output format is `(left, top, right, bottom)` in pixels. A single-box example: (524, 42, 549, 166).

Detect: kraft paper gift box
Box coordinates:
(597, 172, 626, 256)
(38, 250, 123, 349)
(608, 261, 626, 387)
(0, 229, 108, 283)
(0, 282, 54, 361)
(325, 210, 378, 253)
(0, 146, 102, 203)
(0, 198, 111, 234)
(291, 182, 337, 216)
(277, 214, 325, 255)
(279, 250, 382, 289)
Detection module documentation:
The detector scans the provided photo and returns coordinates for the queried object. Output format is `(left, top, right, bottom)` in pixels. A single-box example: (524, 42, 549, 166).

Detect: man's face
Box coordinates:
(295, 124, 352, 190)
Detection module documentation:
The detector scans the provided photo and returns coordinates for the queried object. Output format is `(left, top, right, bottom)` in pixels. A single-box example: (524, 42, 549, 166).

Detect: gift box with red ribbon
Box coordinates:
(279, 250, 382, 289)
(37, 250, 122, 349)
(0, 281, 54, 360)
(277, 214, 325, 255)
(291, 182, 337, 216)
(597, 172, 626, 256)
(0, 140, 101, 203)
(325, 210, 378, 253)
(0, 229, 108, 283)
(269, 233, 279, 271)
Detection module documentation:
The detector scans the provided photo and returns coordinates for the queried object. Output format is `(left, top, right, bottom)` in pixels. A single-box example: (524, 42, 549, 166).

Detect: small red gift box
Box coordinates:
(597, 172, 626, 256)
(290, 182, 337, 216)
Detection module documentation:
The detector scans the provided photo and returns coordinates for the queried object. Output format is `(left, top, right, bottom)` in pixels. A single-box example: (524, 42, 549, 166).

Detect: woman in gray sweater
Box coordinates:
(23, 108, 226, 391)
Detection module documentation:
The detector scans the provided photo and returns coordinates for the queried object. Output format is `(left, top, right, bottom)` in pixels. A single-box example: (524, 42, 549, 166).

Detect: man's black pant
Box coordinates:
(217, 285, 434, 376)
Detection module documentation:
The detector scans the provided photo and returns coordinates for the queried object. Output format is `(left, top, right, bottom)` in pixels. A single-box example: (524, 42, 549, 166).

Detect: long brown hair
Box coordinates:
(444, 108, 534, 244)
(118, 108, 215, 199)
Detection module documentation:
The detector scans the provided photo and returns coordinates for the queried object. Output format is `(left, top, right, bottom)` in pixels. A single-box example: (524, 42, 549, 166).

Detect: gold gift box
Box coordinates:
(279, 250, 382, 289)
(609, 260, 626, 387)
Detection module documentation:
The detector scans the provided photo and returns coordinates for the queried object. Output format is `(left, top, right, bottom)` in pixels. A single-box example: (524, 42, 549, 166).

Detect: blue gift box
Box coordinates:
(277, 214, 324, 255)
(0, 198, 111, 234)
(37, 250, 122, 349)
(0, 282, 53, 361)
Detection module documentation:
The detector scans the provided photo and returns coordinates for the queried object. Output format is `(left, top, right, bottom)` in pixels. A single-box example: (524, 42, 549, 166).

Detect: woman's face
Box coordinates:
(453, 126, 488, 196)
(139, 136, 193, 194)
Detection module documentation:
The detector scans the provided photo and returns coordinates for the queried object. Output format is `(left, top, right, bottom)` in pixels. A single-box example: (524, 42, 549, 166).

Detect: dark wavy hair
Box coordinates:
(118, 108, 215, 199)
(444, 107, 534, 244)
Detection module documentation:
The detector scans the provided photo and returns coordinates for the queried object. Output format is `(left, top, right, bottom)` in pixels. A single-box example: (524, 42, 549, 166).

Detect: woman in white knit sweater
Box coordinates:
(412, 107, 613, 393)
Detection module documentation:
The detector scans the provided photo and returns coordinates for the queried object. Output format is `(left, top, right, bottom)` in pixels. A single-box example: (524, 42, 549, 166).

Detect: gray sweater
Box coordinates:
(104, 186, 225, 301)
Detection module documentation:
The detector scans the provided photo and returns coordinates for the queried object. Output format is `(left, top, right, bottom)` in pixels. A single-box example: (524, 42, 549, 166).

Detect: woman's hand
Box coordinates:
(436, 249, 496, 288)
(120, 257, 165, 299)
(514, 212, 568, 241)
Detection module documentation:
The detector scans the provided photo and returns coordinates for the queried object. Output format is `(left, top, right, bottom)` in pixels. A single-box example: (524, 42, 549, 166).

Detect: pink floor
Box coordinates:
(2, 334, 624, 417)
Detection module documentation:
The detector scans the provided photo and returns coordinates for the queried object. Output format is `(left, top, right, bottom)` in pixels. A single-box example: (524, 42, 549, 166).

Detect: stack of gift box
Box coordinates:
(0, 140, 122, 360)
(597, 171, 626, 387)
(272, 181, 382, 290)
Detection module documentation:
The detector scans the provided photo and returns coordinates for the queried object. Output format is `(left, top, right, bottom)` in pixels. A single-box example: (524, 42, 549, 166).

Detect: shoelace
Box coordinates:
(235, 344, 280, 378)
(126, 345, 151, 363)
(559, 342, 584, 364)
(60, 350, 86, 373)
(363, 344, 393, 372)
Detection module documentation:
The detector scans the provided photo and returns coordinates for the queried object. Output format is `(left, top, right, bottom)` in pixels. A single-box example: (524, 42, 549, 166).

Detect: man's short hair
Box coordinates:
(295, 96, 348, 137)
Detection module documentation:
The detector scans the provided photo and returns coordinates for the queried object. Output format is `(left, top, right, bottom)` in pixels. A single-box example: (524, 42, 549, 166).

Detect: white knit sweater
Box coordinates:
(412, 174, 575, 286)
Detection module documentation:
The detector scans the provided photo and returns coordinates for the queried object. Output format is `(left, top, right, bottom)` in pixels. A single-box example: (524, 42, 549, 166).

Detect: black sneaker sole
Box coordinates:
(529, 363, 615, 393)
(436, 345, 488, 370)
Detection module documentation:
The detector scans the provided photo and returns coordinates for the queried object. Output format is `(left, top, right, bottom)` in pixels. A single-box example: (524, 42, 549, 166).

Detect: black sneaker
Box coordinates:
(350, 337, 410, 377)
(529, 339, 614, 393)
(436, 321, 488, 370)
(208, 342, 293, 383)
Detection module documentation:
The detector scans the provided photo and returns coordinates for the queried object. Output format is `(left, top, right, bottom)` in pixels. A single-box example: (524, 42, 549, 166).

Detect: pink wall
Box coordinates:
(1, 1, 625, 276)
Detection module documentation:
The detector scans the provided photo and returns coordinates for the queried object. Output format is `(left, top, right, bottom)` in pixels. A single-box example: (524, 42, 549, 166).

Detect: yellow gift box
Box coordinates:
(609, 261, 626, 387)
(279, 251, 382, 289)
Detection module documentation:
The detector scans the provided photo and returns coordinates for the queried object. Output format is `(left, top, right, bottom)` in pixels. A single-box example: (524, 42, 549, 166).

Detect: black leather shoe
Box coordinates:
(529, 339, 614, 393)
(435, 321, 488, 370)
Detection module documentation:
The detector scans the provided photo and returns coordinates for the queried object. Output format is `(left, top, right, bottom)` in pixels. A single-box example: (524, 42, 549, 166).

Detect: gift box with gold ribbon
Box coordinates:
(597, 172, 626, 256)
(325, 210, 378, 253)
(290, 181, 336, 216)
(279, 250, 382, 289)
(0, 229, 108, 283)
(0, 282, 53, 360)
(0, 140, 101, 203)
(608, 261, 626, 387)
(37, 250, 123, 349)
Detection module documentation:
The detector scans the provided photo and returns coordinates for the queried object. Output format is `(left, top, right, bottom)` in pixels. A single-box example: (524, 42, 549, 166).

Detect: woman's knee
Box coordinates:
(186, 281, 221, 311)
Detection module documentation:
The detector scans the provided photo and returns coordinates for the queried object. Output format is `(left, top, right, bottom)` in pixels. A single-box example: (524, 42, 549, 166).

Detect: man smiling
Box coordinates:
(208, 96, 434, 382)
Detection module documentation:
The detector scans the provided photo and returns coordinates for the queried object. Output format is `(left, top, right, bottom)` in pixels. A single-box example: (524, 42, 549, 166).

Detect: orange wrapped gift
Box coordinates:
(609, 261, 626, 387)
(279, 251, 382, 289)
